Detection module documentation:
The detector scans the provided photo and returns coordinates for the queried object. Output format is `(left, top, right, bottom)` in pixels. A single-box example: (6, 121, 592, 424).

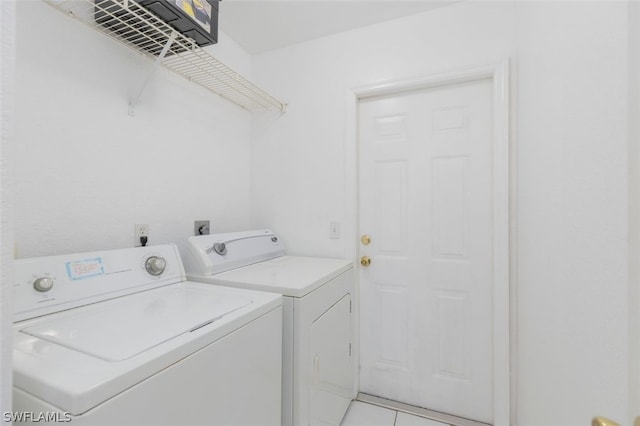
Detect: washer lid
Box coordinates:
(13, 282, 282, 416)
(193, 256, 353, 298)
(20, 285, 252, 361)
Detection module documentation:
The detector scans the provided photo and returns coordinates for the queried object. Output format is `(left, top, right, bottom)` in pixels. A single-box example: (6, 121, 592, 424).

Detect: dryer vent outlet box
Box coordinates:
(95, 0, 219, 49)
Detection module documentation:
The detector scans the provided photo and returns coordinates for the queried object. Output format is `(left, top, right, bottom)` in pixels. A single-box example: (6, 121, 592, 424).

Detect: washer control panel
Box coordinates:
(14, 244, 184, 322)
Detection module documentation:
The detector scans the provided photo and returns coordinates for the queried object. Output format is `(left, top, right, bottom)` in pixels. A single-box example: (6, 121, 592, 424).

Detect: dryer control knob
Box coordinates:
(213, 242, 227, 256)
(145, 256, 166, 276)
(33, 277, 54, 292)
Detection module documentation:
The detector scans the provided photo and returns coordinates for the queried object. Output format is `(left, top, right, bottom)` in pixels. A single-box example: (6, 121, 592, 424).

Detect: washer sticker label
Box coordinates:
(66, 258, 104, 280)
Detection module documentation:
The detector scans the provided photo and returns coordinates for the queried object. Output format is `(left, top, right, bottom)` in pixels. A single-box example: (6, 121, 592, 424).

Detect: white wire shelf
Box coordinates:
(43, 0, 287, 113)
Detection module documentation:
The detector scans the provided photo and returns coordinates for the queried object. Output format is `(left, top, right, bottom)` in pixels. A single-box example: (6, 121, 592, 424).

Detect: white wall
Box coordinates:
(515, 2, 629, 424)
(629, 1, 640, 423)
(13, 1, 254, 259)
(0, 0, 15, 420)
(251, 2, 631, 425)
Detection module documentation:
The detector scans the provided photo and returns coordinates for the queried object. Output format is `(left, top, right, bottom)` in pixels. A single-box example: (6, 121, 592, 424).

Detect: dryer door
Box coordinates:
(309, 294, 353, 426)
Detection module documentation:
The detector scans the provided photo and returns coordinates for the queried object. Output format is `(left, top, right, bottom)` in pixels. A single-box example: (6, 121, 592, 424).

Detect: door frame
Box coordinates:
(345, 60, 513, 425)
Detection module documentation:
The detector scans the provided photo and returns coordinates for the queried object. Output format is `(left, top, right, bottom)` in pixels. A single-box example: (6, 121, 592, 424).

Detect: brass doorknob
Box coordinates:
(361, 234, 371, 245)
(593, 417, 620, 426)
(360, 256, 371, 267)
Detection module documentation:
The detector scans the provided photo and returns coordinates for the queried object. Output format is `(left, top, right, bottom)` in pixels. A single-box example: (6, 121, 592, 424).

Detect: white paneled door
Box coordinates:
(358, 78, 494, 423)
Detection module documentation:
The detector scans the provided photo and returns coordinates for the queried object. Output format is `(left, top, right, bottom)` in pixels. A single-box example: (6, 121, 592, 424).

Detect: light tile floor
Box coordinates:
(341, 401, 450, 426)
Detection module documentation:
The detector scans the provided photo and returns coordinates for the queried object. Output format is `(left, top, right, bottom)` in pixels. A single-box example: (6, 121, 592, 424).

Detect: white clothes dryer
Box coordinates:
(184, 230, 356, 426)
(12, 244, 283, 426)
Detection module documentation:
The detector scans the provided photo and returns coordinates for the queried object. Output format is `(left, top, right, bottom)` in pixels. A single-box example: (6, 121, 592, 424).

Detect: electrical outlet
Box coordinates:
(194, 220, 210, 236)
(134, 224, 149, 246)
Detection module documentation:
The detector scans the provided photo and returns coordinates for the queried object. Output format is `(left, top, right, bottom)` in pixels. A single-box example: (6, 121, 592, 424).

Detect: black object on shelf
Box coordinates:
(95, 0, 219, 55)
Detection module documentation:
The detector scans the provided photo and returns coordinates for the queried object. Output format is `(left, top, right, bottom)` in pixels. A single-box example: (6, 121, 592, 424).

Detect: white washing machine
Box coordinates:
(184, 229, 356, 426)
(12, 244, 283, 425)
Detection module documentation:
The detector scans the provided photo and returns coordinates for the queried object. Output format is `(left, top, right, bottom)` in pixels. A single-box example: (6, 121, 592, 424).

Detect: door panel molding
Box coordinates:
(345, 60, 513, 426)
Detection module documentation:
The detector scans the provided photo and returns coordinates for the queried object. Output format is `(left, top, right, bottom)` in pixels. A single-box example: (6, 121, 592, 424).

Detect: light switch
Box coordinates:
(329, 222, 341, 239)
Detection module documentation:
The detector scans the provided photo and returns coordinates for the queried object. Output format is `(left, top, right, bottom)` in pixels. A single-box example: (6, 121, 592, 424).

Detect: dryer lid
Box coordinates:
(20, 285, 252, 361)
(194, 256, 353, 298)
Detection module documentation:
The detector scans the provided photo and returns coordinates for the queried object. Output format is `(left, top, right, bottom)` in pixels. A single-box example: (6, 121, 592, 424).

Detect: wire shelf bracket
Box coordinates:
(43, 0, 287, 114)
(128, 29, 177, 116)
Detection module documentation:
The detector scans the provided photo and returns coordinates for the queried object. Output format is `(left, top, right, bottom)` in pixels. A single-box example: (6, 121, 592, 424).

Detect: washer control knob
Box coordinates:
(213, 242, 227, 256)
(33, 277, 54, 292)
(145, 256, 166, 276)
